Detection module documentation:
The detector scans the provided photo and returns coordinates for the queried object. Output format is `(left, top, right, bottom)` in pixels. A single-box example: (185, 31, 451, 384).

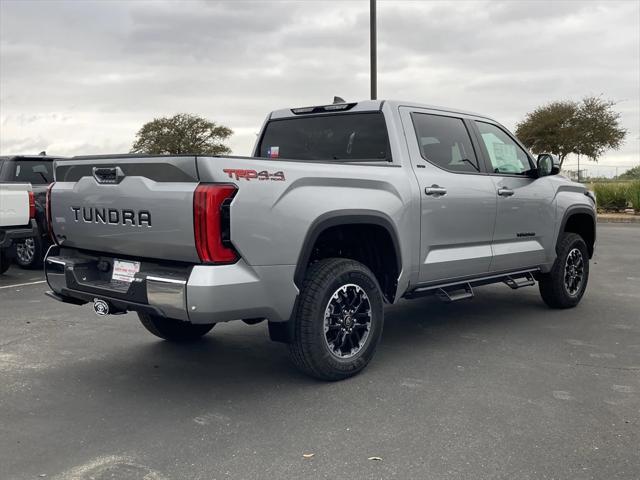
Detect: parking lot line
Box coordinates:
(0, 280, 46, 290)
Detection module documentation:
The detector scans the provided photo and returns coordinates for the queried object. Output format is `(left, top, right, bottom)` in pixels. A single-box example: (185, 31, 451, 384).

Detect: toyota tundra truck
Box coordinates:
(43, 100, 596, 380)
(0, 179, 38, 274)
(0, 154, 61, 268)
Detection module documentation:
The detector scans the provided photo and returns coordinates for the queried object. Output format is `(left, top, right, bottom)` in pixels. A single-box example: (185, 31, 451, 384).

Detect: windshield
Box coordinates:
(258, 112, 391, 161)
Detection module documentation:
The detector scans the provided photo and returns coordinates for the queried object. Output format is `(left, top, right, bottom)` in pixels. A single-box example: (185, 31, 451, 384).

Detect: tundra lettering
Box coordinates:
(45, 100, 596, 381)
(71, 206, 151, 227)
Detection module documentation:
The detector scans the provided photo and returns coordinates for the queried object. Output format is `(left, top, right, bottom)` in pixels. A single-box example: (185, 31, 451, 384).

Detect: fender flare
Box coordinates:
(557, 205, 596, 256)
(293, 210, 402, 288)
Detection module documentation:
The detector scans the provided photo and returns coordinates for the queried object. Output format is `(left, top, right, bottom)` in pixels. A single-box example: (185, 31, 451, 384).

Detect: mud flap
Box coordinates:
(268, 321, 293, 343)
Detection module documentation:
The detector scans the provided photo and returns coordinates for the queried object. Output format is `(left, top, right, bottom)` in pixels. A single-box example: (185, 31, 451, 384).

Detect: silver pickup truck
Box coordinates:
(44, 100, 596, 380)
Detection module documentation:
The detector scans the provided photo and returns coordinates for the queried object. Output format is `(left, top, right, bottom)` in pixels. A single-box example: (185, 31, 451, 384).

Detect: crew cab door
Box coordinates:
(470, 120, 555, 271)
(400, 107, 497, 283)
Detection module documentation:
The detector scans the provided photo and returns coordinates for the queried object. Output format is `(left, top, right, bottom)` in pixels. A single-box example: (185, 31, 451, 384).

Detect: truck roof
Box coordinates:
(269, 99, 495, 122)
(0, 155, 66, 161)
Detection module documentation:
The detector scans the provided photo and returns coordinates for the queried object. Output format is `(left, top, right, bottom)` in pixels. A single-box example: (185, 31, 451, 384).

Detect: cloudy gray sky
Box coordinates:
(1, 0, 639, 173)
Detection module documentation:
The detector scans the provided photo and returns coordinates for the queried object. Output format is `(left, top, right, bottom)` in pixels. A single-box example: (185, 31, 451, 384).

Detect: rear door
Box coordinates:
(471, 120, 555, 271)
(400, 107, 497, 284)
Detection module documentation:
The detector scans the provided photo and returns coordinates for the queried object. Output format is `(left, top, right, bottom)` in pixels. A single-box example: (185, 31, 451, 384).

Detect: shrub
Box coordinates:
(593, 182, 629, 211)
(628, 181, 640, 212)
(619, 165, 640, 180)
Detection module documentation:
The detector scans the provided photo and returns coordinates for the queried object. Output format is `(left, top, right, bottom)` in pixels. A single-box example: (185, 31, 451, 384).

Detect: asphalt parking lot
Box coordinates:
(1, 223, 638, 480)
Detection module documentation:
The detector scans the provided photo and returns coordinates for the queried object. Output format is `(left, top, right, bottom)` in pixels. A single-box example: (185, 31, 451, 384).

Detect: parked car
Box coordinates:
(43, 100, 596, 380)
(0, 181, 37, 274)
(0, 155, 62, 268)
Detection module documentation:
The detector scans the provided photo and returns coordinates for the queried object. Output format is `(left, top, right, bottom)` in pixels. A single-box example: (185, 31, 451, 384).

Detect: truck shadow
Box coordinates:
(380, 285, 550, 348)
(49, 284, 559, 397)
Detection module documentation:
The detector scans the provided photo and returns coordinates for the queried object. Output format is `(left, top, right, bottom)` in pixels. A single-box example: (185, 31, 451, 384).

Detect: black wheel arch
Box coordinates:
(293, 210, 402, 301)
(558, 206, 596, 258)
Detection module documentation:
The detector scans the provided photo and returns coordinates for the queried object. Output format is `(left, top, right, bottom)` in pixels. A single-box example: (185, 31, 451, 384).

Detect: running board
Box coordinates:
(503, 272, 536, 289)
(436, 283, 474, 303)
(404, 268, 539, 300)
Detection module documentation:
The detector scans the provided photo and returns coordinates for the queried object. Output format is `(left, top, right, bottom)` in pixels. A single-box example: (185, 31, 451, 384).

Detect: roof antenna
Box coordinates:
(333, 96, 345, 104)
(39, 151, 46, 156)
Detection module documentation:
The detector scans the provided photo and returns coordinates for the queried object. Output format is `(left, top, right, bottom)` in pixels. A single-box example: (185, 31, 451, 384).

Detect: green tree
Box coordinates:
(515, 96, 626, 166)
(131, 113, 233, 155)
(619, 165, 640, 180)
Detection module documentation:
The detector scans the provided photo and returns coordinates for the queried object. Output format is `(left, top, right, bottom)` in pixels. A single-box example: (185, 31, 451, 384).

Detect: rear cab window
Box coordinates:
(257, 112, 391, 162)
(13, 160, 53, 184)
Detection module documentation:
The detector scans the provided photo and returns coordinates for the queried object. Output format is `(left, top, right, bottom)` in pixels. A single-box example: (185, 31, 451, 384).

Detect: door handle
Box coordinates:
(497, 187, 514, 197)
(425, 185, 447, 196)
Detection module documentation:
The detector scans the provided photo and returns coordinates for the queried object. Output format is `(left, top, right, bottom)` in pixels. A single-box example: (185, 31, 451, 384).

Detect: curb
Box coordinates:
(597, 214, 640, 224)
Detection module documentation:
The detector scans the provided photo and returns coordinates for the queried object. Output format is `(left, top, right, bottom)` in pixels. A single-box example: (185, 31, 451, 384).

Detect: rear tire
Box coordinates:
(138, 312, 215, 342)
(288, 258, 384, 381)
(15, 234, 44, 269)
(539, 233, 589, 309)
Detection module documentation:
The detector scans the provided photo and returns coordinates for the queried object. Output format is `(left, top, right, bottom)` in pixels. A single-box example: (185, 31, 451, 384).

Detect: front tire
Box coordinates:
(539, 232, 590, 309)
(138, 312, 215, 342)
(288, 258, 384, 381)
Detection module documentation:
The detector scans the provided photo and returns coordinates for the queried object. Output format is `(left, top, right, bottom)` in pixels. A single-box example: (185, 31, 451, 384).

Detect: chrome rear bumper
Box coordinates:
(45, 246, 190, 321)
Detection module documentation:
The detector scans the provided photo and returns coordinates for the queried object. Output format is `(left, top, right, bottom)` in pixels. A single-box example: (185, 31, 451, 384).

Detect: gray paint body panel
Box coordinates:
(187, 261, 298, 324)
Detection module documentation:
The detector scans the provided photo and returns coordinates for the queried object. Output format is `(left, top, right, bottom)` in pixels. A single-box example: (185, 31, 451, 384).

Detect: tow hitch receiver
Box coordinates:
(93, 298, 110, 316)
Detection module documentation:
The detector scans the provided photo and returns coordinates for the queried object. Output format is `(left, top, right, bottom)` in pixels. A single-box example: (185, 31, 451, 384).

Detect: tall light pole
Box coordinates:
(370, 0, 377, 100)
(577, 154, 581, 183)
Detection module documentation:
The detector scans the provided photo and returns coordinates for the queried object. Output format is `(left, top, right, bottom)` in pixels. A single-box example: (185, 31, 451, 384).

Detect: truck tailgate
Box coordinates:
(51, 156, 200, 263)
(0, 183, 31, 227)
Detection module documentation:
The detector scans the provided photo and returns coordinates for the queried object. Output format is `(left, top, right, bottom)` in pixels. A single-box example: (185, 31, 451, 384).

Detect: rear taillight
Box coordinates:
(193, 184, 238, 264)
(46, 182, 58, 244)
(28, 191, 36, 218)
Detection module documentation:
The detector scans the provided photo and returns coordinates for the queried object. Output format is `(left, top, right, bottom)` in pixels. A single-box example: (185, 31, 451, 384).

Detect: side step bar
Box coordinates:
(503, 272, 536, 289)
(405, 268, 539, 301)
(436, 283, 474, 303)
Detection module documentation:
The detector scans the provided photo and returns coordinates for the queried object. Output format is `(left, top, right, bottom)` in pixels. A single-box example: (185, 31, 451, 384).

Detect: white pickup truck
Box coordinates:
(0, 182, 38, 274)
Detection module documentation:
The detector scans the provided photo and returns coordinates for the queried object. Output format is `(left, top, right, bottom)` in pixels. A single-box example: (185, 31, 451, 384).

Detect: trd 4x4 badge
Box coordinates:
(222, 169, 285, 181)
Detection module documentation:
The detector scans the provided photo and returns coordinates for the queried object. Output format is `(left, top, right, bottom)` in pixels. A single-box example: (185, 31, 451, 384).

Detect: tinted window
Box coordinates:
(13, 160, 53, 184)
(476, 122, 532, 175)
(412, 113, 479, 173)
(258, 113, 391, 161)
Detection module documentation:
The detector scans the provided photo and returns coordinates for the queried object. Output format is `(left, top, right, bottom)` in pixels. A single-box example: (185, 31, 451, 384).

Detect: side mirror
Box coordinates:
(537, 154, 560, 177)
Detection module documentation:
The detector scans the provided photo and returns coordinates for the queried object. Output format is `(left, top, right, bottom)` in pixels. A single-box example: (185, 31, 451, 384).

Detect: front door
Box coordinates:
(472, 120, 555, 271)
(400, 108, 497, 284)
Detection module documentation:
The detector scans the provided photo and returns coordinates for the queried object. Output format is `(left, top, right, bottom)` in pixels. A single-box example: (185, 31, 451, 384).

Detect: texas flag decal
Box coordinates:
(267, 146, 280, 158)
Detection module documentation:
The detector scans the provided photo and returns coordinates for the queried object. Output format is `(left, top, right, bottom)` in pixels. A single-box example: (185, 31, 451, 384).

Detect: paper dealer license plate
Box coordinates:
(111, 259, 141, 283)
